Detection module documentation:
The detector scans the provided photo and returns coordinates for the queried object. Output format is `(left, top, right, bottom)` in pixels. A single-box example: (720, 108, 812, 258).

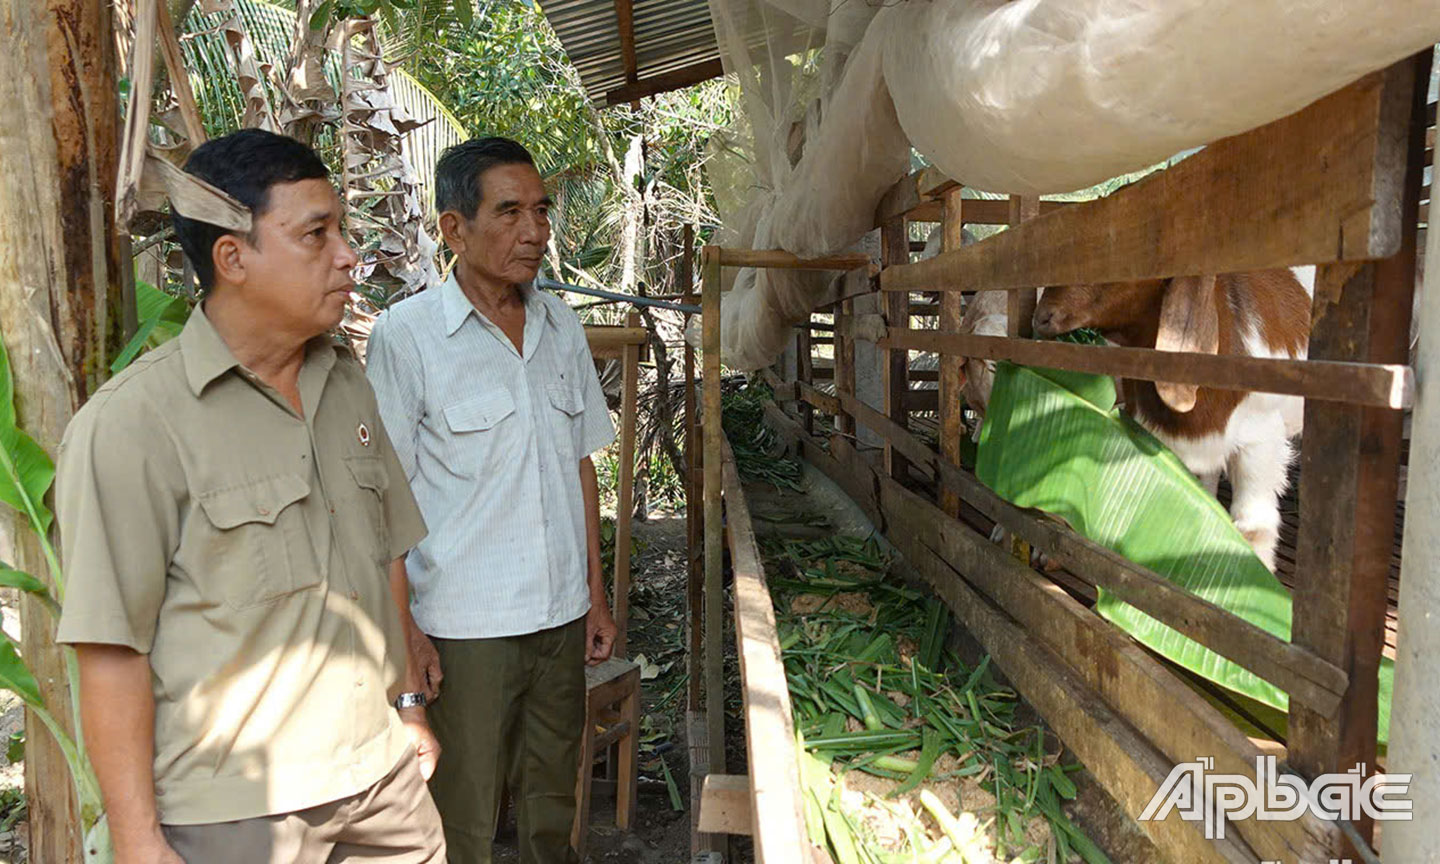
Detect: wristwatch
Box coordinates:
(394, 692, 427, 710)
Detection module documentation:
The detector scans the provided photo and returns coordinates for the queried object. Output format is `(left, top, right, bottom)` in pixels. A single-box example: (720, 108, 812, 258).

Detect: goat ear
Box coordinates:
(1155, 275, 1219, 413)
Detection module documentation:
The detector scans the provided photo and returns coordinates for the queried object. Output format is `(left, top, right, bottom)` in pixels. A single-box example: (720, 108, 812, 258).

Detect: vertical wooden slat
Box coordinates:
(612, 311, 641, 658)
(881, 216, 911, 481)
(835, 296, 855, 435)
(1004, 195, 1040, 563)
(796, 320, 814, 435)
(701, 247, 727, 784)
(1288, 54, 1424, 855)
(938, 187, 967, 516)
(1006, 195, 1041, 338)
(681, 227, 702, 716)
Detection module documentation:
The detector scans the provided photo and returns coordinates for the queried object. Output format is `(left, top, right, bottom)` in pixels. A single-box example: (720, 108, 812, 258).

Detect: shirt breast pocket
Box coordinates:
(442, 389, 517, 477)
(344, 455, 390, 566)
(196, 474, 321, 609)
(546, 384, 584, 462)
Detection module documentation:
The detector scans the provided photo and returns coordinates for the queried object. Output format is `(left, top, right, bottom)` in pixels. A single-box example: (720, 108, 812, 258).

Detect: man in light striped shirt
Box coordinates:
(366, 137, 617, 863)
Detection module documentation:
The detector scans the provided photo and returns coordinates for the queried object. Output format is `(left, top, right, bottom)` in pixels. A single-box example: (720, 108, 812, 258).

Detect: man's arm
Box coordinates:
(386, 558, 441, 779)
(74, 644, 183, 864)
(580, 455, 617, 665)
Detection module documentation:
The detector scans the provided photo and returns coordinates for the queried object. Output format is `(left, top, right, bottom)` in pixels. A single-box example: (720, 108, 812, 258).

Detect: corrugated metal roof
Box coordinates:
(538, 0, 722, 102)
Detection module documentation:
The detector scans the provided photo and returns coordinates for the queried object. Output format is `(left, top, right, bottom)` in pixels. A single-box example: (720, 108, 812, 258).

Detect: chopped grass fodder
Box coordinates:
(767, 535, 1108, 864)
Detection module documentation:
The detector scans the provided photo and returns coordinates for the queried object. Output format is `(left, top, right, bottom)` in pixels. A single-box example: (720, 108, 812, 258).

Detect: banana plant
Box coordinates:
(0, 332, 109, 860)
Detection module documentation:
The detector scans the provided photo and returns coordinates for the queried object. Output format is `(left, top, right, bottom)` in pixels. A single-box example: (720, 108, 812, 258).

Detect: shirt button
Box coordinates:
(349, 590, 360, 601)
(257, 506, 270, 516)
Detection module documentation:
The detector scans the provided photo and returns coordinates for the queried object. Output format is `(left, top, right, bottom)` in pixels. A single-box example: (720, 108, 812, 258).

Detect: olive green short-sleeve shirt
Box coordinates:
(55, 307, 427, 826)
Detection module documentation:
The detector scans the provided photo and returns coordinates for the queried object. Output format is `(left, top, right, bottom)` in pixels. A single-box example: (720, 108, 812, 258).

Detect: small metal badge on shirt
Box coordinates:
(357, 422, 371, 446)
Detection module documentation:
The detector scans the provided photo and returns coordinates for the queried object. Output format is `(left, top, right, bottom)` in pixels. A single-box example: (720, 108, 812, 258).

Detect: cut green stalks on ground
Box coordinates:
(765, 532, 1108, 864)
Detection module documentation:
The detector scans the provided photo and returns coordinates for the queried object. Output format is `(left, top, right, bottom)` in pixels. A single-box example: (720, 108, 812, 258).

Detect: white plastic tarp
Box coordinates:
(703, 0, 1440, 370)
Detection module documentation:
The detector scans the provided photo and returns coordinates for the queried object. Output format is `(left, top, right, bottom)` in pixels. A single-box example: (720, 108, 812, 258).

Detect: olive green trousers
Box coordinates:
(426, 615, 586, 864)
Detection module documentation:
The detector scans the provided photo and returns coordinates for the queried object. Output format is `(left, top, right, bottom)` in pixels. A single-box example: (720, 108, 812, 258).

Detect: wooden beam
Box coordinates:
(698, 774, 754, 836)
(585, 325, 649, 351)
(700, 247, 727, 791)
(721, 441, 816, 861)
(613, 0, 639, 90)
(715, 247, 874, 272)
(612, 312, 641, 657)
(873, 166, 956, 226)
(1287, 54, 1426, 856)
(882, 70, 1412, 293)
(604, 58, 726, 106)
(878, 328, 1411, 409)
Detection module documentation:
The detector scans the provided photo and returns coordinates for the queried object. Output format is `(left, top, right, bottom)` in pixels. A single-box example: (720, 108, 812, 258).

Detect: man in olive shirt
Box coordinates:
(55, 130, 444, 863)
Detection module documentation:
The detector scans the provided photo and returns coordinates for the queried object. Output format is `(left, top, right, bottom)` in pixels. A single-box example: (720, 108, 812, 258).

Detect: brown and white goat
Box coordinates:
(1032, 267, 1314, 571)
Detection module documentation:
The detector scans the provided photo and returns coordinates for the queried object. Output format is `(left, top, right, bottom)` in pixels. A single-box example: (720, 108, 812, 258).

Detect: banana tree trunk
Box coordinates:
(0, 0, 123, 859)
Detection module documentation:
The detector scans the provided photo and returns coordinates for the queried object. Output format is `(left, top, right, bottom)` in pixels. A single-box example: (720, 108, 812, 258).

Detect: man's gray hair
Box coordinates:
(434, 137, 536, 220)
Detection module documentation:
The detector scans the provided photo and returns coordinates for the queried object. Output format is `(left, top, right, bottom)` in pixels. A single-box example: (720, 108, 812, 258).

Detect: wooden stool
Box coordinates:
(571, 656, 642, 858)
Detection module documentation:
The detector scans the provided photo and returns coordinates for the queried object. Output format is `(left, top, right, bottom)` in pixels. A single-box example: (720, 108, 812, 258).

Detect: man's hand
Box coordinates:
(408, 628, 443, 702)
(399, 706, 441, 781)
(585, 599, 617, 666)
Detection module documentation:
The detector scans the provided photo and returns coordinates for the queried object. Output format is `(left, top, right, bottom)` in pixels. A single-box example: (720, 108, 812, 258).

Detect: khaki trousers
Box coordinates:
(162, 748, 445, 863)
(426, 616, 586, 864)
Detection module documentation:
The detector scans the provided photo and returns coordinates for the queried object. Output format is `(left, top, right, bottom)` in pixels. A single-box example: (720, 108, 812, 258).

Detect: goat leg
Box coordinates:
(1224, 419, 1294, 572)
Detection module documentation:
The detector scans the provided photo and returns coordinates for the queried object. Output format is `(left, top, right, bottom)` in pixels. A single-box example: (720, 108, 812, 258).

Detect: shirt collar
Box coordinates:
(180, 303, 339, 398)
(180, 304, 242, 397)
(440, 271, 550, 337)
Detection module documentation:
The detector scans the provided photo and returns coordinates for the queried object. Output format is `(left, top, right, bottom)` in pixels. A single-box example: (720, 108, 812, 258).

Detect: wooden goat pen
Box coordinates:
(697, 52, 1435, 863)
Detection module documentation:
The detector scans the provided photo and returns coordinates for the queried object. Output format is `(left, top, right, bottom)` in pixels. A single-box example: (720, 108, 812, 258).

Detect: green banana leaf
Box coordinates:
(111, 279, 192, 374)
(976, 362, 1393, 744)
(0, 330, 56, 536)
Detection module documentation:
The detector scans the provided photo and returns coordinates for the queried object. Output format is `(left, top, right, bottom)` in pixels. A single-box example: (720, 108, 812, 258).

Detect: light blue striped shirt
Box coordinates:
(366, 274, 615, 638)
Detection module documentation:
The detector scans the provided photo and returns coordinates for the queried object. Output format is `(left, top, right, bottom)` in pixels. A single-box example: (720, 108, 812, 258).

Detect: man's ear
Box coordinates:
(212, 234, 246, 286)
(438, 211, 466, 256)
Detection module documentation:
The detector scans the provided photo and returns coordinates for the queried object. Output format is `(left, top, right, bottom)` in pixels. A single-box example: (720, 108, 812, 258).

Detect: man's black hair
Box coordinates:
(434, 137, 536, 221)
(171, 128, 330, 291)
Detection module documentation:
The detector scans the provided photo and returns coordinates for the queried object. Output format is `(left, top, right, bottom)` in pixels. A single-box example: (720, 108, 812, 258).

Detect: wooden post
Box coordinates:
(681, 226, 702, 716)
(700, 247, 726, 782)
(1288, 54, 1424, 855)
(938, 187, 967, 516)
(881, 216, 911, 482)
(612, 311, 641, 658)
(1387, 69, 1440, 864)
(796, 320, 814, 435)
(1004, 195, 1040, 563)
(1, 0, 123, 860)
(835, 296, 855, 435)
(1006, 195, 1040, 338)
